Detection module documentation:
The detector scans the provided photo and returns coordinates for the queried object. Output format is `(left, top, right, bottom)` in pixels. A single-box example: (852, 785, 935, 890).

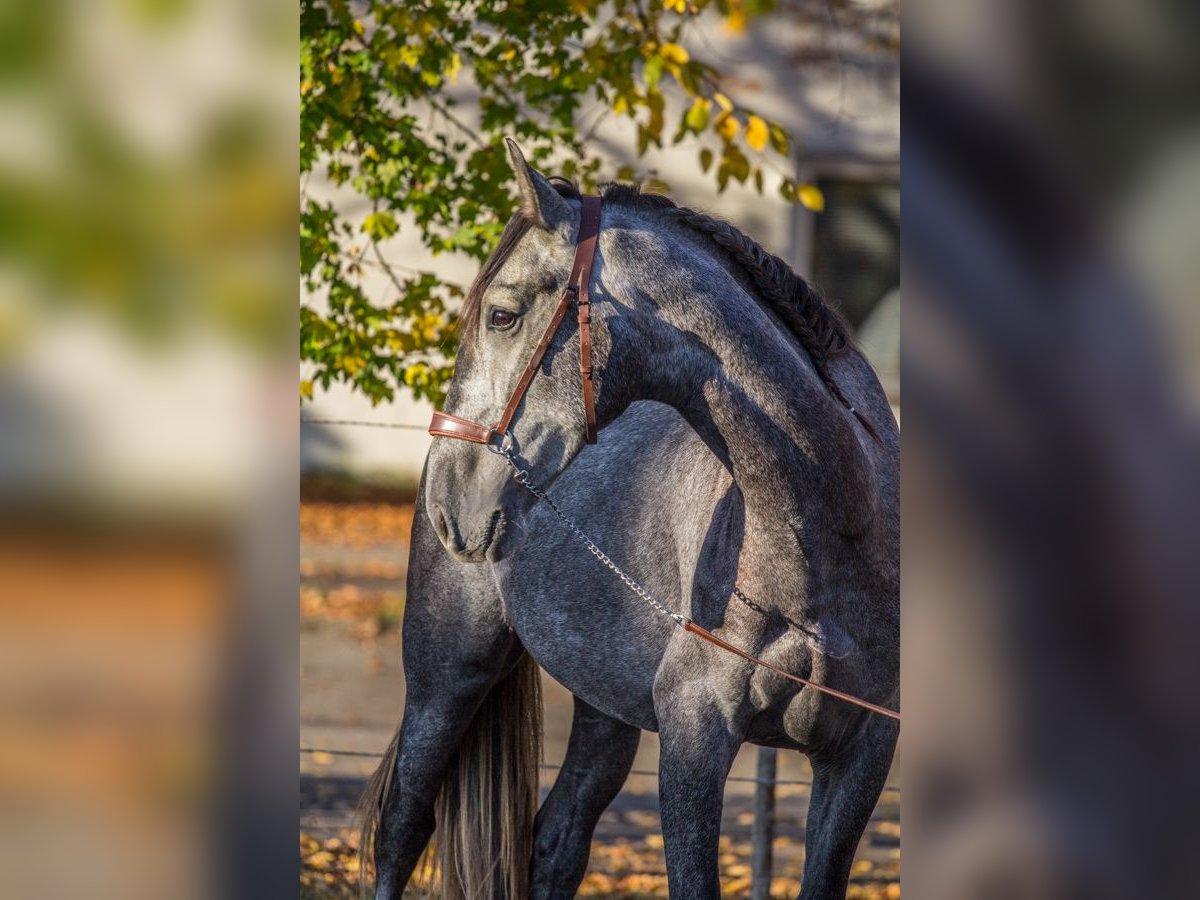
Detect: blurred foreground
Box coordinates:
(0, 0, 1197, 898)
(903, 1, 1200, 897)
(0, 1, 296, 898)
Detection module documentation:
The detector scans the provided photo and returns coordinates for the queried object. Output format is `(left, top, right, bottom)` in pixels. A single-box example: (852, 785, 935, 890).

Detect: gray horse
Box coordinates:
(361, 140, 899, 899)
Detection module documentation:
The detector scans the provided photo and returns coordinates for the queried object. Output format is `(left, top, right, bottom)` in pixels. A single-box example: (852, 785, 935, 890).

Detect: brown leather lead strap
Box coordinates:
(682, 620, 900, 721)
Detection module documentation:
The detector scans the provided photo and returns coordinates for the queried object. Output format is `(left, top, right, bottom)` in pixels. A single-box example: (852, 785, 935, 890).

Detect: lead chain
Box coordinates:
(494, 447, 902, 722)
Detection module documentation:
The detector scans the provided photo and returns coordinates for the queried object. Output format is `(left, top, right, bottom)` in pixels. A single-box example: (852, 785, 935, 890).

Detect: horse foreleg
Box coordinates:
(797, 713, 898, 899)
(529, 696, 641, 899)
(656, 695, 741, 900)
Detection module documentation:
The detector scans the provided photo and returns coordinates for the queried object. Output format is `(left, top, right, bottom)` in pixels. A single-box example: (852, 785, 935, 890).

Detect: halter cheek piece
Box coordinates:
(428, 195, 602, 449)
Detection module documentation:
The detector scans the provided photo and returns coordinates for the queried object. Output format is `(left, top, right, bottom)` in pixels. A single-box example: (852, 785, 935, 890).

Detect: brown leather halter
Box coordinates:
(428, 195, 602, 449)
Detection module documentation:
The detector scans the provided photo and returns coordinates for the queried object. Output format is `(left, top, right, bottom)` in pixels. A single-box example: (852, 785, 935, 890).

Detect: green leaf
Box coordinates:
(643, 54, 665, 88)
(637, 124, 652, 155)
(768, 122, 791, 155)
(685, 97, 711, 133)
(716, 144, 750, 192)
(699, 147, 714, 172)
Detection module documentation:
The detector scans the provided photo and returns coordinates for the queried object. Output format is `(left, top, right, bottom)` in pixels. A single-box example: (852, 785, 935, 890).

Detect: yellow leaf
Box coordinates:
(307, 849, 334, 868)
(404, 363, 430, 387)
(713, 92, 733, 113)
(660, 42, 689, 65)
(746, 115, 768, 151)
(663, 0, 688, 12)
(300, 380, 313, 401)
(446, 52, 462, 84)
(716, 113, 739, 142)
(500, 48, 516, 61)
(798, 184, 825, 212)
(352, 19, 365, 36)
(311, 751, 332, 766)
(726, 6, 747, 32)
(398, 44, 420, 68)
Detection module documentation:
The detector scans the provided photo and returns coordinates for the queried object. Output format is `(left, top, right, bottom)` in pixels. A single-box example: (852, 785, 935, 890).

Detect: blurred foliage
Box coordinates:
(300, 0, 836, 407)
(0, 0, 294, 353)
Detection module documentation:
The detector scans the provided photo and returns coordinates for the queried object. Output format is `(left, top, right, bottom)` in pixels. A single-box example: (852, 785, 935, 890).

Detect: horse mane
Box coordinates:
(460, 178, 873, 437)
(596, 182, 867, 425)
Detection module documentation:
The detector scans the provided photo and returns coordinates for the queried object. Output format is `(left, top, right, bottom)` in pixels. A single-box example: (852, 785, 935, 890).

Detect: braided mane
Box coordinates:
(598, 184, 876, 439)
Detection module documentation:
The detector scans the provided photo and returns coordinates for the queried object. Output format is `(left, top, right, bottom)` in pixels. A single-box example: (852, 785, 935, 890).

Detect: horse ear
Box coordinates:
(505, 138, 573, 233)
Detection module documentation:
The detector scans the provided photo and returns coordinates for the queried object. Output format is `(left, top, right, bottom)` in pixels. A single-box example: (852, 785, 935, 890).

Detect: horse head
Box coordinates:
(424, 141, 634, 562)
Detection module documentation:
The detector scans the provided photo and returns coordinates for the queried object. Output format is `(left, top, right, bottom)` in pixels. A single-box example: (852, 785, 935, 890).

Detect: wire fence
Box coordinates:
(299, 746, 900, 794)
(302, 417, 427, 430)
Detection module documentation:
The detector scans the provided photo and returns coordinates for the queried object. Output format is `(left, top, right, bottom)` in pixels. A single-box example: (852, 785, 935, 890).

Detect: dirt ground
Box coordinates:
(300, 500, 900, 898)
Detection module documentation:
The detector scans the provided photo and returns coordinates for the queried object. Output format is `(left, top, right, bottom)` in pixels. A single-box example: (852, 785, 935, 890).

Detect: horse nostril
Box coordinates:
(430, 503, 452, 545)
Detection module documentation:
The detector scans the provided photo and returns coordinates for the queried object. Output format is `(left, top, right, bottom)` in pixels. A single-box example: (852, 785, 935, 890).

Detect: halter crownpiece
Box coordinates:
(429, 195, 602, 448)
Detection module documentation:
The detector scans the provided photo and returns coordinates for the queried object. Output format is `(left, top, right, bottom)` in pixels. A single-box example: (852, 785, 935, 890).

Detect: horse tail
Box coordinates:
(358, 724, 401, 898)
(438, 652, 543, 900)
(357, 652, 543, 900)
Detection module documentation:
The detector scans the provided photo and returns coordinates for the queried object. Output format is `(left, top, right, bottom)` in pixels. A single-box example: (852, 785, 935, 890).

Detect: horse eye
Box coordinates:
(489, 307, 518, 331)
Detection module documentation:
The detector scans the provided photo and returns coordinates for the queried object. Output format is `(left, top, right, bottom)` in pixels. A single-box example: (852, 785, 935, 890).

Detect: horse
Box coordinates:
(360, 139, 899, 899)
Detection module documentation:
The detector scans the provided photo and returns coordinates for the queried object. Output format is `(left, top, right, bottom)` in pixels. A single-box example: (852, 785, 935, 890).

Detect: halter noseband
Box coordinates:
(428, 195, 602, 449)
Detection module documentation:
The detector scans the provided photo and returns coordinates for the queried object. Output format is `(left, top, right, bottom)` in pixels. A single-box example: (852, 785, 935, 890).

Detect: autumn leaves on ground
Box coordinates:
(300, 498, 899, 898)
(300, 829, 900, 899)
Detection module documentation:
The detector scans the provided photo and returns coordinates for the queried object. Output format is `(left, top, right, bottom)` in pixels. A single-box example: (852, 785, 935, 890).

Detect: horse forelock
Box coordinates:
(458, 178, 581, 359)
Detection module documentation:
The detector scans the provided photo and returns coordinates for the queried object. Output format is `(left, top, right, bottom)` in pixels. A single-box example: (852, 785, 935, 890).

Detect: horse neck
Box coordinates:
(610, 213, 875, 550)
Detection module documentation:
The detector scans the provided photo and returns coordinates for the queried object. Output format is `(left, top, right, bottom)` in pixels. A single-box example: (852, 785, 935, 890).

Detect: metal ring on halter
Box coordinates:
(486, 430, 514, 457)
